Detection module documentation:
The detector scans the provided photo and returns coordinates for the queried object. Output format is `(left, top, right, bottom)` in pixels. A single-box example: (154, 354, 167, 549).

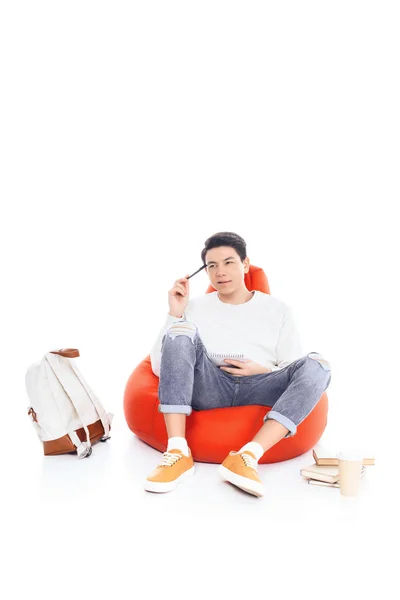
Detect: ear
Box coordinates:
(243, 257, 250, 273)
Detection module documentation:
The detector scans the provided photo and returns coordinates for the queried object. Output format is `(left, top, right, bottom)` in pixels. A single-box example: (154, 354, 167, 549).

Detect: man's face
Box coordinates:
(205, 246, 249, 293)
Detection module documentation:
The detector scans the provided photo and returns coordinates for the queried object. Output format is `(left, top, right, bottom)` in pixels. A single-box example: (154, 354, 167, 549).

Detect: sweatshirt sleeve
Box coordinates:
(274, 306, 304, 370)
(150, 313, 186, 377)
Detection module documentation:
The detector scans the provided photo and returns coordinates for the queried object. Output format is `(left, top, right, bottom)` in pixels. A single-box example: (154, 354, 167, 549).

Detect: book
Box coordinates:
(312, 443, 375, 466)
(307, 466, 366, 488)
(208, 353, 247, 367)
(300, 463, 341, 483)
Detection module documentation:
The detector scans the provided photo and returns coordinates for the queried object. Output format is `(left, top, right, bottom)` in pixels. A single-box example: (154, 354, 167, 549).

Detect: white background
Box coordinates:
(1, 2, 399, 598)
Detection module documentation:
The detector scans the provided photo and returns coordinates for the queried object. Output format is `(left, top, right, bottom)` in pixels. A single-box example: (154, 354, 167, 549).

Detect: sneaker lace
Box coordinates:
(159, 452, 182, 467)
(241, 452, 258, 470)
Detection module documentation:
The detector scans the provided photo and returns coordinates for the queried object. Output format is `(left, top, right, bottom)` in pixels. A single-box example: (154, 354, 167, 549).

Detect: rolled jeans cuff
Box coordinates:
(158, 404, 192, 416)
(264, 410, 297, 438)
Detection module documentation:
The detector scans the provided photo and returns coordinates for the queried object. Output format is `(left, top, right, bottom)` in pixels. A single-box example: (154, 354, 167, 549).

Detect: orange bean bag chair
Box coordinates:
(124, 265, 328, 464)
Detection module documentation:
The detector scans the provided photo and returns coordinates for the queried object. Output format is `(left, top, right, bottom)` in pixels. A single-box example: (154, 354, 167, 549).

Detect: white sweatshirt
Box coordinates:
(150, 291, 304, 377)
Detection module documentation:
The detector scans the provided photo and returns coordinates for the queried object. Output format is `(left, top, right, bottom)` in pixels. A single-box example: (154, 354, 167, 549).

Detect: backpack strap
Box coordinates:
(45, 355, 93, 452)
(67, 360, 112, 440)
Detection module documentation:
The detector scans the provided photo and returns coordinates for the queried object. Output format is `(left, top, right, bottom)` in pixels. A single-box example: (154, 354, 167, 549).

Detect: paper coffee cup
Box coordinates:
(337, 451, 363, 497)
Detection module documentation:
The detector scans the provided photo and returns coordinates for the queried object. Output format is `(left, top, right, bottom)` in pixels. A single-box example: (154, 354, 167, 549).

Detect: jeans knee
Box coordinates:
(307, 352, 331, 372)
(166, 321, 198, 344)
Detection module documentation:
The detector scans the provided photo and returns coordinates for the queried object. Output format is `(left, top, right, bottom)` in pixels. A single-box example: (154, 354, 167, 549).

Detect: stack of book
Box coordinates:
(301, 444, 375, 488)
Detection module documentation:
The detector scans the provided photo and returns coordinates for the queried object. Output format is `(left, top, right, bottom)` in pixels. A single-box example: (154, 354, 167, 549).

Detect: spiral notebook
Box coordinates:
(208, 353, 247, 367)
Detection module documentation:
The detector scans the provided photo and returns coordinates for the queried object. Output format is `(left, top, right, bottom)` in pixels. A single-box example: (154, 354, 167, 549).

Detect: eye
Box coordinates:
(225, 261, 233, 264)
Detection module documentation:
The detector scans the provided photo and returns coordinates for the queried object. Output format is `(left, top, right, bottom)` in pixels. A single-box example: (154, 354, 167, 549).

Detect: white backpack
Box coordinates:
(25, 348, 113, 459)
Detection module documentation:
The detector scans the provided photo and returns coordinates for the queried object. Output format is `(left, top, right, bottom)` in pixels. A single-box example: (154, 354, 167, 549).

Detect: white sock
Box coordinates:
(238, 442, 264, 462)
(167, 436, 189, 456)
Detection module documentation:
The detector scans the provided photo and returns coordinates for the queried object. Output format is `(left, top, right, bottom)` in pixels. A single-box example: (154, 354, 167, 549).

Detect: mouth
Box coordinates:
(218, 280, 231, 285)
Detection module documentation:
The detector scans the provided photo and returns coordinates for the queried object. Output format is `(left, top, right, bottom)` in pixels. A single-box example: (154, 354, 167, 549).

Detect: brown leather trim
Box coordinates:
(43, 419, 109, 456)
(49, 348, 80, 358)
(75, 419, 106, 444)
(44, 435, 75, 455)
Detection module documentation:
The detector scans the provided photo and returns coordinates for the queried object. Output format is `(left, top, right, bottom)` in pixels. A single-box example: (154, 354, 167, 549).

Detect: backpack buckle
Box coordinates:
(77, 443, 92, 459)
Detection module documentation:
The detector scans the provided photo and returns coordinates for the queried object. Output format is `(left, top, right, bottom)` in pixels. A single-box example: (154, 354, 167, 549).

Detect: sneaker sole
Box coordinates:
(144, 466, 195, 493)
(219, 465, 265, 497)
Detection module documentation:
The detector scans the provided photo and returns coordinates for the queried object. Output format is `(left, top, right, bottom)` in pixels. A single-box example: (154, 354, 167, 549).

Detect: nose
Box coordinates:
(216, 268, 227, 278)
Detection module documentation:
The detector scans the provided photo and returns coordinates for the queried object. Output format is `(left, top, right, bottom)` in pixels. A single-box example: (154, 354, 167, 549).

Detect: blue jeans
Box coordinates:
(158, 321, 331, 438)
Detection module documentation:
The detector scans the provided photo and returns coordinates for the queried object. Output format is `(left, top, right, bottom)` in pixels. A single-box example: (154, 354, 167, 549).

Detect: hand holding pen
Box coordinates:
(168, 265, 206, 318)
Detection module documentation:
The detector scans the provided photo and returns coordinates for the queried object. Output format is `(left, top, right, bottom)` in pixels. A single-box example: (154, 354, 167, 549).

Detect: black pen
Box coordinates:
(187, 265, 207, 279)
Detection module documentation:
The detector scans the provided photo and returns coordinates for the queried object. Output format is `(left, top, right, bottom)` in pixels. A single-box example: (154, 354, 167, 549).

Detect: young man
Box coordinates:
(146, 232, 331, 497)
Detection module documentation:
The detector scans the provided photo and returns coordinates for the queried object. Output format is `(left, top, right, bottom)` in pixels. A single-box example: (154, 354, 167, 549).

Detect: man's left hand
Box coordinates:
(219, 359, 272, 376)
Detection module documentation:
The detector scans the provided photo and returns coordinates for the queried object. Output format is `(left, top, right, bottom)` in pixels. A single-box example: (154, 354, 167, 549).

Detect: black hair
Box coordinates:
(201, 232, 247, 265)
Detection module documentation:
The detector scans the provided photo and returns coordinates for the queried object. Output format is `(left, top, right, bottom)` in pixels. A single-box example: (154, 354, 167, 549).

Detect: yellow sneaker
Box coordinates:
(144, 449, 195, 493)
(219, 451, 265, 497)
